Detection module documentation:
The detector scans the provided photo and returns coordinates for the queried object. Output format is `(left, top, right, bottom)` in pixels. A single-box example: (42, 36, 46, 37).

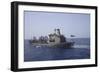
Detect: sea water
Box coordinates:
(24, 38, 90, 62)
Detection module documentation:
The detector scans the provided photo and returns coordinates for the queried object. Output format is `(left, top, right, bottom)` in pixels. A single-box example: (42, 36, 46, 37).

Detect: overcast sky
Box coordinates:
(24, 11, 90, 39)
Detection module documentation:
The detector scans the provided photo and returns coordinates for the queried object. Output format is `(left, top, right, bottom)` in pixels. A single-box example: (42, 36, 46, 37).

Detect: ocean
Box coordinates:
(24, 38, 90, 62)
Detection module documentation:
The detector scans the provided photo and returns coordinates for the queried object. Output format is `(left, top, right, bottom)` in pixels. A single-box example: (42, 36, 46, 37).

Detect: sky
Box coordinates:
(24, 11, 90, 39)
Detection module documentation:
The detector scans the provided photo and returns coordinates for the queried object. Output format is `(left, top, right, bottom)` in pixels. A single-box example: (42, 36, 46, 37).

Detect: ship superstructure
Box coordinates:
(30, 29, 74, 48)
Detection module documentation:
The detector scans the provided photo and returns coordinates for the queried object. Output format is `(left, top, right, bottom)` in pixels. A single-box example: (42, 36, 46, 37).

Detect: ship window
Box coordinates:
(50, 39, 55, 42)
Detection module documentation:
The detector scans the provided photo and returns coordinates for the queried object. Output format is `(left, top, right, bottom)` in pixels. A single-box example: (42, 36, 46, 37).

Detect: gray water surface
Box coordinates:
(24, 38, 90, 62)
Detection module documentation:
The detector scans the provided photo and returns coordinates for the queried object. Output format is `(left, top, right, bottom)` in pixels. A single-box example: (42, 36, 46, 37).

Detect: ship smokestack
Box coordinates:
(57, 29, 61, 35)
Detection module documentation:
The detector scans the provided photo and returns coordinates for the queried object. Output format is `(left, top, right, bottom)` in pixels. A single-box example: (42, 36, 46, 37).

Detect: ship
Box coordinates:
(29, 29, 74, 48)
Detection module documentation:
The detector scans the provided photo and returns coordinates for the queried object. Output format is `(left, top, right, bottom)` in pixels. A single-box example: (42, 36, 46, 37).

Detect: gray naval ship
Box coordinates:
(29, 29, 74, 48)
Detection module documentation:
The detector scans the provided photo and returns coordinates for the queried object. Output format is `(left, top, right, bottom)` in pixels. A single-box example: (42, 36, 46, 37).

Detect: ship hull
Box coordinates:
(50, 42, 74, 48)
(29, 40, 74, 48)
